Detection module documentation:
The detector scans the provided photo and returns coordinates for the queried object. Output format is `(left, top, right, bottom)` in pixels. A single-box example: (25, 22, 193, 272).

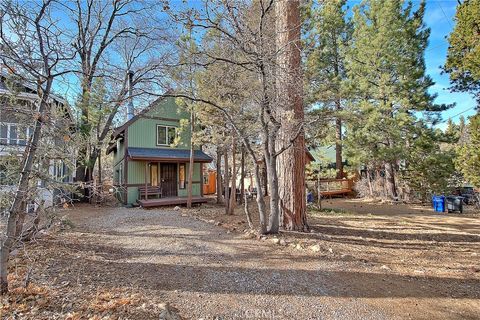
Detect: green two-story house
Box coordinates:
(106, 96, 212, 207)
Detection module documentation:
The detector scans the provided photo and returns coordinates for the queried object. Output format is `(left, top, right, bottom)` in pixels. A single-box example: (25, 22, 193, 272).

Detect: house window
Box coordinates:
(0, 123, 32, 146)
(156, 125, 177, 146)
(179, 163, 186, 189)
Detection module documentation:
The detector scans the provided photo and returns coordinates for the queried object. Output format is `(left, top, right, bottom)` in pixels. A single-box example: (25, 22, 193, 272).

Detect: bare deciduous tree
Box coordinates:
(0, 0, 75, 294)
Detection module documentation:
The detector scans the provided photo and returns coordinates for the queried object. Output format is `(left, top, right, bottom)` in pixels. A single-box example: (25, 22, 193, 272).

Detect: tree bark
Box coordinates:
(216, 146, 223, 204)
(266, 139, 281, 233)
(223, 149, 230, 215)
(240, 146, 245, 205)
(187, 111, 195, 208)
(366, 167, 374, 198)
(244, 192, 253, 229)
(253, 162, 267, 234)
(384, 162, 398, 200)
(262, 159, 268, 196)
(335, 103, 343, 179)
(14, 201, 27, 240)
(275, 0, 308, 232)
(228, 136, 236, 215)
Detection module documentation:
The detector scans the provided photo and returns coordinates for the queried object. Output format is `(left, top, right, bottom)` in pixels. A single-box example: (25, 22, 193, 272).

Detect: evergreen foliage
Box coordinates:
(444, 0, 480, 106)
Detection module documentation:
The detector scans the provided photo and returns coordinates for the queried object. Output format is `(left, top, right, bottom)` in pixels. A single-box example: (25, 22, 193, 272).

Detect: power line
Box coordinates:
(435, 1, 453, 29)
(440, 106, 476, 123)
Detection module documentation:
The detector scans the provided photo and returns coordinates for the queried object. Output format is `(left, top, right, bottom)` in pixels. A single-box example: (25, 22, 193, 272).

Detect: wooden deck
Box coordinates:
(138, 196, 209, 208)
(319, 179, 353, 197)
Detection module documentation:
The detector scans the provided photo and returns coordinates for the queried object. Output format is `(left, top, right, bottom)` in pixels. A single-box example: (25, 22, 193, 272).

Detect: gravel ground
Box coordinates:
(4, 202, 478, 319)
(60, 205, 395, 320)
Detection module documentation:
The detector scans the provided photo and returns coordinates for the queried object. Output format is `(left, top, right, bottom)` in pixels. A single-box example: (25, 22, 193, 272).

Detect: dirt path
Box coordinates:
(3, 202, 479, 319)
(59, 206, 393, 320)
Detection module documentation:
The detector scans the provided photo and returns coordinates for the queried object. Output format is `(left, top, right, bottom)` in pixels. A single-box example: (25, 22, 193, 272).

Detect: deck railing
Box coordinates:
(318, 179, 352, 195)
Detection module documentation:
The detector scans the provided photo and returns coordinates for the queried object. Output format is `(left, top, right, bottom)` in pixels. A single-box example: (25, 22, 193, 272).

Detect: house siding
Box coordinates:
(112, 97, 206, 205)
(127, 97, 191, 150)
(125, 162, 202, 204)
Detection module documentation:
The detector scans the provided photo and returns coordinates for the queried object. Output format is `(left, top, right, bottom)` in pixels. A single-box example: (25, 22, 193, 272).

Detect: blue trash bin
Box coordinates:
(432, 195, 445, 212)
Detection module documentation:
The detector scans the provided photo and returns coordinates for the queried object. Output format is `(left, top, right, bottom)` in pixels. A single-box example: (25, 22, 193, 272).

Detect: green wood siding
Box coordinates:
(112, 97, 207, 205)
(125, 161, 202, 204)
(128, 97, 191, 150)
(178, 163, 202, 197)
(128, 160, 146, 184)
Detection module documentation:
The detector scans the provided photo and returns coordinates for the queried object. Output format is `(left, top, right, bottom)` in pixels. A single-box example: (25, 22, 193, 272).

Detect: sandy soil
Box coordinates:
(1, 199, 479, 319)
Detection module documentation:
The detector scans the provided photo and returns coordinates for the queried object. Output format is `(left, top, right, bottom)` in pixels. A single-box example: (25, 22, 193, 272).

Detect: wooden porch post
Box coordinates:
(200, 162, 204, 197)
(145, 161, 148, 199)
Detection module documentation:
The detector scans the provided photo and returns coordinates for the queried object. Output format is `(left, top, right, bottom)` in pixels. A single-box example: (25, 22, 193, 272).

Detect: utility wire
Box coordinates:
(440, 106, 476, 123)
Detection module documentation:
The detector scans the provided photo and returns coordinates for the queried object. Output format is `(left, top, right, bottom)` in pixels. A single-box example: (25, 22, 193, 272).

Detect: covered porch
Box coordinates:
(126, 147, 212, 207)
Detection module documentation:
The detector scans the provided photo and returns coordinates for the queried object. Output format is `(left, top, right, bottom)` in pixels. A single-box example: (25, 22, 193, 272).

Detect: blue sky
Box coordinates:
(421, 0, 477, 126)
(345, 0, 477, 128)
(28, 0, 478, 127)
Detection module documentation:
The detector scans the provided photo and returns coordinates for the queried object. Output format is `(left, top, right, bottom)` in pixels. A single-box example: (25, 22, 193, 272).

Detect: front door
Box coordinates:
(160, 163, 177, 197)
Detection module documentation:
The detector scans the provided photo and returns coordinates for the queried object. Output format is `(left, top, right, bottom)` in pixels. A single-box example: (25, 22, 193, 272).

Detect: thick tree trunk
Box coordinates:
(276, 0, 308, 232)
(1, 80, 52, 294)
(228, 136, 236, 215)
(366, 167, 374, 198)
(223, 150, 230, 215)
(384, 162, 398, 200)
(216, 147, 223, 204)
(187, 112, 195, 208)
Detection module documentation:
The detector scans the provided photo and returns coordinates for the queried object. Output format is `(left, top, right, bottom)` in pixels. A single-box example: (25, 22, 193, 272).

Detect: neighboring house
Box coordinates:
(0, 71, 74, 210)
(106, 96, 213, 207)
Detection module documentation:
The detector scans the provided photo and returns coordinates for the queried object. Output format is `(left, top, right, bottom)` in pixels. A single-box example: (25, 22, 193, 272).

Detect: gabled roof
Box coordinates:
(111, 89, 173, 140)
(128, 147, 212, 163)
(0, 71, 68, 105)
(0, 71, 73, 121)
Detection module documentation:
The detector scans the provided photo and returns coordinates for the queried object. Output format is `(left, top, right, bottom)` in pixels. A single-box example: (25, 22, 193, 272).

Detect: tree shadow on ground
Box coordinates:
(44, 242, 480, 300)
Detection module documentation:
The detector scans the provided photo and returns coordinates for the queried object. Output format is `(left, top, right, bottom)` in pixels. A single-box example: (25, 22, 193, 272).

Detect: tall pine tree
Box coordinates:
(345, 0, 447, 200)
(444, 0, 480, 107)
(304, 0, 352, 178)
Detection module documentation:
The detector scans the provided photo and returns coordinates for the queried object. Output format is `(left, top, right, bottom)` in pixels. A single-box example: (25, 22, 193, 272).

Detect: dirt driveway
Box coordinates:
(2, 201, 479, 319)
(58, 206, 396, 320)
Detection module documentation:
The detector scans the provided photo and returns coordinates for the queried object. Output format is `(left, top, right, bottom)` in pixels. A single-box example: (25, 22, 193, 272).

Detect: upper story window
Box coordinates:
(0, 123, 32, 146)
(156, 125, 177, 146)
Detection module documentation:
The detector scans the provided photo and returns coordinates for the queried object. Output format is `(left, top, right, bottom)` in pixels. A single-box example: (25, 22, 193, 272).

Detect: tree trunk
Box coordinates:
(224, 149, 230, 215)
(335, 104, 343, 179)
(262, 160, 268, 196)
(14, 201, 27, 240)
(384, 162, 398, 200)
(187, 112, 195, 208)
(216, 146, 223, 204)
(317, 173, 322, 210)
(98, 149, 102, 185)
(266, 149, 280, 234)
(240, 146, 245, 205)
(275, 0, 308, 232)
(228, 136, 236, 215)
(1, 79, 52, 294)
(253, 162, 267, 233)
(366, 167, 374, 198)
(244, 192, 253, 229)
